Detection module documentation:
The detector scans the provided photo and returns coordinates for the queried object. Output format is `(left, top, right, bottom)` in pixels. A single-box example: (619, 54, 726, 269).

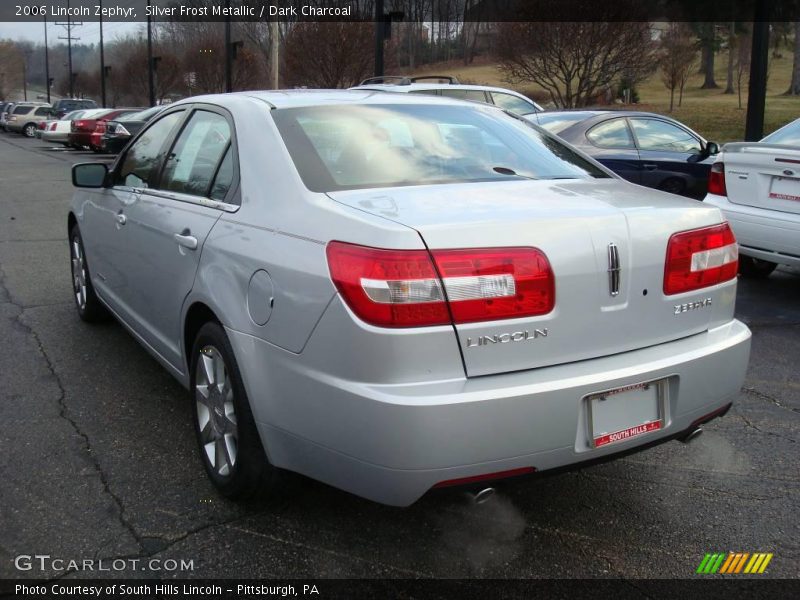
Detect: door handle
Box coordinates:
(116, 213, 127, 225)
(174, 232, 198, 250)
(643, 163, 658, 170)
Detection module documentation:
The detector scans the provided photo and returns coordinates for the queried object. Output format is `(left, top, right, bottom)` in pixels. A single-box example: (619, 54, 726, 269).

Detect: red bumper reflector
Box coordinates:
(432, 467, 536, 489)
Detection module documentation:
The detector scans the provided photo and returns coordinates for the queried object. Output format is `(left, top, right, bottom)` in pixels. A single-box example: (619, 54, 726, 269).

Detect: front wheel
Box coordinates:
(738, 256, 777, 279)
(23, 123, 37, 138)
(190, 321, 279, 500)
(69, 224, 108, 322)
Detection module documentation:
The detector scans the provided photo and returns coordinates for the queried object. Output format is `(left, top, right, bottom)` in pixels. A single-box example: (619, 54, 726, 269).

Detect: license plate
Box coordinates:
(587, 379, 665, 448)
(769, 176, 800, 202)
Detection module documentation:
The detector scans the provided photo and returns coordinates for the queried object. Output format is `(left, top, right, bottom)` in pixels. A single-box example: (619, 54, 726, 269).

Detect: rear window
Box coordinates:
(762, 119, 800, 146)
(57, 100, 97, 110)
(272, 104, 609, 192)
(537, 112, 596, 134)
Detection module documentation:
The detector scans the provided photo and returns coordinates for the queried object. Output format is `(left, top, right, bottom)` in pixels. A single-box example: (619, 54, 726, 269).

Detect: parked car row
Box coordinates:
(1, 99, 163, 153)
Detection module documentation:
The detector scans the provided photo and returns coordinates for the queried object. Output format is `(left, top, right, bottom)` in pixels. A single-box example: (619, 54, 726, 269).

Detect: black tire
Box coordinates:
(658, 177, 686, 196)
(69, 224, 109, 322)
(190, 321, 279, 500)
(23, 123, 37, 138)
(738, 256, 777, 279)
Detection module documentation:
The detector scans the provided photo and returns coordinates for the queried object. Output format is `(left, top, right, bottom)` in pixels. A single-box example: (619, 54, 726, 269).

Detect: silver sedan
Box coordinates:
(68, 91, 751, 506)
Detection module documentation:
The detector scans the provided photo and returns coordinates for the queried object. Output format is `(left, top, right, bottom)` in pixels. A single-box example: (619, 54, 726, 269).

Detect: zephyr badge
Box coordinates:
(607, 243, 621, 296)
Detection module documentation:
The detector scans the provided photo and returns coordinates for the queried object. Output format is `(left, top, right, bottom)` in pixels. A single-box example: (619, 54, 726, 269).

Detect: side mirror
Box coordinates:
(705, 141, 720, 156)
(72, 163, 109, 188)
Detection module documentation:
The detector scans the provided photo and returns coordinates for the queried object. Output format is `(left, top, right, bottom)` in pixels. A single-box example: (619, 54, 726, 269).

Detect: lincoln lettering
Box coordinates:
(467, 328, 548, 348)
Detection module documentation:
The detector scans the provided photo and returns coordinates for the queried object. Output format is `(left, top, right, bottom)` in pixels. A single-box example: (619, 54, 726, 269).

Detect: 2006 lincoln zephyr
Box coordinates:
(68, 91, 751, 506)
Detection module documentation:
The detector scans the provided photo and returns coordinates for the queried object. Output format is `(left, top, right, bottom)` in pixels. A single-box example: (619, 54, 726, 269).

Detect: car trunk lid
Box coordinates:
(722, 142, 800, 216)
(329, 179, 734, 377)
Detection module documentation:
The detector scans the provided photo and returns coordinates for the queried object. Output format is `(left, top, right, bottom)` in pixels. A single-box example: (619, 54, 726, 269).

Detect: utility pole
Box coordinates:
(745, 3, 769, 141)
(43, 15, 50, 103)
(100, 0, 106, 107)
(225, 0, 232, 93)
(55, 0, 81, 99)
(147, 0, 155, 107)
(269, 20, 279, 89)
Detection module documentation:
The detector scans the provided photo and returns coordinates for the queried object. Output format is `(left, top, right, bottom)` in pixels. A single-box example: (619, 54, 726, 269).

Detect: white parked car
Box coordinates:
(704, 118, 800, 277)
(41, 109, 92, 145)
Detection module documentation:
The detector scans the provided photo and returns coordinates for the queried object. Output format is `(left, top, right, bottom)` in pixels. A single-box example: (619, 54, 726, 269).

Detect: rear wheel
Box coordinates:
(658, 177, 686, 196)
(738, 256, 777, 279)
(190, 321, 279, 500)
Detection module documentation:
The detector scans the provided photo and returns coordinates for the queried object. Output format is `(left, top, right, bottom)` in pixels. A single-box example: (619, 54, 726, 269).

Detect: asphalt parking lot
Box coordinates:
(0, 132, 798, 580)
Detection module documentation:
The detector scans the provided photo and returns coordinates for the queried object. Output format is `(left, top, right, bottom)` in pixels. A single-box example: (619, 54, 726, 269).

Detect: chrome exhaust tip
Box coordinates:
(473, 487, 495, 505)
(681, 426, 703, 443)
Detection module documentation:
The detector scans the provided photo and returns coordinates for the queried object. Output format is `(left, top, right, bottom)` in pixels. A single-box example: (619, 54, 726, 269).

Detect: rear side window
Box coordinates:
(209, 147, 235, 202)
(13, 106, 32, 115)
(586, 119, 635, 149)
(439, 89, 489, 103)
(490, 92, 537, 116)
(116, 111, 185, 188)
(159, 111, 231, 197)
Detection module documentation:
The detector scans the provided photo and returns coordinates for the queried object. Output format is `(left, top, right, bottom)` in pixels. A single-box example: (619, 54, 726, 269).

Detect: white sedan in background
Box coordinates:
(705, 118, 800, 277)
(41, 109, 105, 146)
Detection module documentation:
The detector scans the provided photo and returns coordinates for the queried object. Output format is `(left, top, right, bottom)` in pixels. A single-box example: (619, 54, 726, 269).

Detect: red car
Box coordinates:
(69, 108, 143, 151)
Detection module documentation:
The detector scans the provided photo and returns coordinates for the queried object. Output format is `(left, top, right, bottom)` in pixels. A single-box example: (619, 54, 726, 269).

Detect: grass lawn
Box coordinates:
(411, 52, 800, 144)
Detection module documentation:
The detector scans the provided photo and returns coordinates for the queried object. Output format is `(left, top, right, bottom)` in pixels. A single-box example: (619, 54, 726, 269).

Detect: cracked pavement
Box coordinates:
(0, 134, 798, 580)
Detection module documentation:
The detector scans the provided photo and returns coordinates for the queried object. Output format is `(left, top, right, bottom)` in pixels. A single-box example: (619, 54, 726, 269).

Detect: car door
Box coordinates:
(80, 109, 187, 320)
(628, 117, 707, 195)
(583, 117, 642, 184)
(119, 106, 236, 369)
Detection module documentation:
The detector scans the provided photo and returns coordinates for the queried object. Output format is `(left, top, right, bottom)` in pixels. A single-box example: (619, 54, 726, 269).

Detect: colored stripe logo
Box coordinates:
(696, 552, 773, 574)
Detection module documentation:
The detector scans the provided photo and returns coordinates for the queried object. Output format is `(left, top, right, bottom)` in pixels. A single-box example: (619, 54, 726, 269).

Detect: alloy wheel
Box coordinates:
(70, 237, 87, 310)
(195, 345, 239, 477)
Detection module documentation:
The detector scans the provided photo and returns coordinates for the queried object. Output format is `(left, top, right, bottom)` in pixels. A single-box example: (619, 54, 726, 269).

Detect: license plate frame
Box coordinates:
(585, 378, 667, 449)
(769, 175, 800, 202)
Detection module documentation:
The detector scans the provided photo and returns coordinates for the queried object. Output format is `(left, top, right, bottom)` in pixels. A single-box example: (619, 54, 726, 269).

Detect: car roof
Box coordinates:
(174, 89, 502, 111)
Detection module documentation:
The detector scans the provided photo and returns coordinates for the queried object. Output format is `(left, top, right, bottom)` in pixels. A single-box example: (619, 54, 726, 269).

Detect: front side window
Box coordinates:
(116, 111, 184, 188)
(159, 111, 231, 197)
(630, 118, 702, 153)
(34, 107, 52, 116)
(272, 104, 609, 192)
(491, 92, 537, 116)
(586, 119, 635, 149)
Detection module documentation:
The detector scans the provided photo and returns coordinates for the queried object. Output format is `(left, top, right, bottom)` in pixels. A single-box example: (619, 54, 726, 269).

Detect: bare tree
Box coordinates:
(660, 23, 697, 112)
(736, 29, 752, 110)
(496, 19, 655, 108)
(785, 22, 800, 95)
(0, 41, 24, 100)
(282, 22, 375, 88)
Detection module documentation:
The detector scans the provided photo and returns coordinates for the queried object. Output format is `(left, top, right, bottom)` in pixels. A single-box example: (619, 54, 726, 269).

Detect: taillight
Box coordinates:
(326, 242, 555, 328)
(707, 162, 726, 196)
(95, 121, 106, 133)
(663, 223, 738, 295)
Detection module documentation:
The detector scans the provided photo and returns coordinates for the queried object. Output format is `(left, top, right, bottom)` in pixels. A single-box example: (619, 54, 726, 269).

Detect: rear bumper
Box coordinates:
(68, 132, 92, 147)
(705, 193, 800, 267)
(41, 131, 68, 143)
(229, 318, 751, 506)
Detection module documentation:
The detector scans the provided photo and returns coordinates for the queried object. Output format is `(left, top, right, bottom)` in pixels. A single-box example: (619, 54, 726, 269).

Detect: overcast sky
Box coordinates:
(0, 20, 143, 45)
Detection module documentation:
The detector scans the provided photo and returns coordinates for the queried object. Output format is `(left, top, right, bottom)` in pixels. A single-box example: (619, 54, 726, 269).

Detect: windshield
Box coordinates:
(272, 104, 608, 192)
(762, 119, 800, 146)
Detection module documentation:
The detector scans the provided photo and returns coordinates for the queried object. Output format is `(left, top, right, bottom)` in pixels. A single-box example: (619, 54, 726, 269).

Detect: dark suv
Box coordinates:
(52, 98, 98, 119)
